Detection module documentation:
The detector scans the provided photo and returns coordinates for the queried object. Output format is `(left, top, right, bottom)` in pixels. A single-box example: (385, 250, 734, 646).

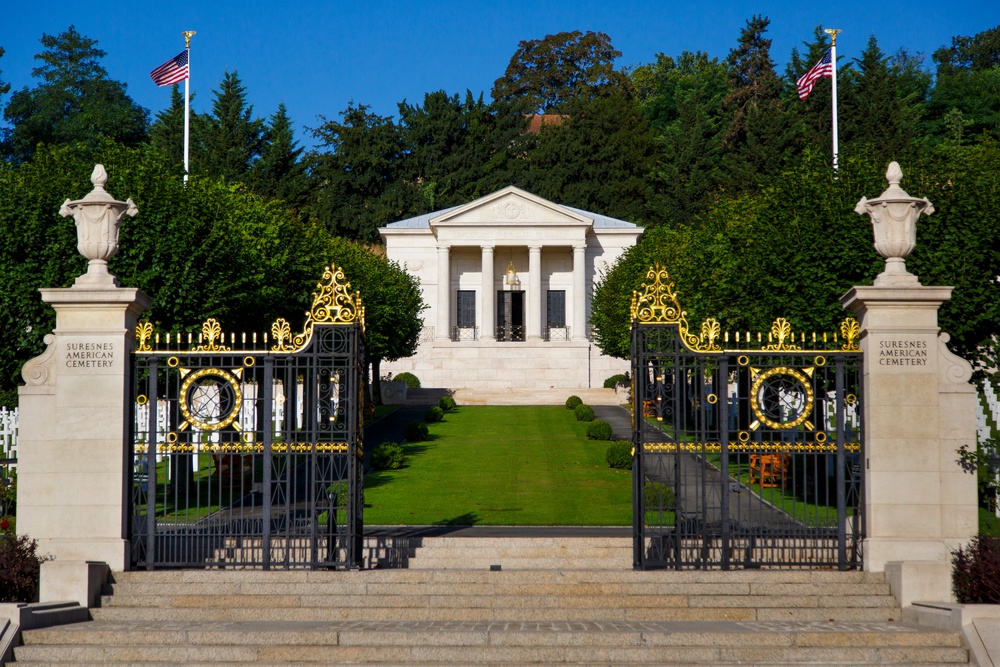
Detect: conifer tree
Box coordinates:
(251, 103, 308, 207)
(201, 70, 264, 181)
(2, 26, 148, 163)
(720, 15, 789, 193)
(148, 85, 208, 172)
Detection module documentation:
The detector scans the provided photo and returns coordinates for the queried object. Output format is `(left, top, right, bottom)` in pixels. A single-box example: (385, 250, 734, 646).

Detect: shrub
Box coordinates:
(565, 395, 582, 410)
(606, 441, 633, 469)
(371, 442, 405, 471)
(438, 395, 457, 411)
(587, 420, 613, 440)
(403, 420, 429, 442)
(574, 404, 595, 422)
(603, 374, 628, 389)
(425, 406, 444, 423)
(953, 536, 1000, 603)
(394, 372, 421, 389)
(644, 481, 675, 511)
(0, 534, 48, 603)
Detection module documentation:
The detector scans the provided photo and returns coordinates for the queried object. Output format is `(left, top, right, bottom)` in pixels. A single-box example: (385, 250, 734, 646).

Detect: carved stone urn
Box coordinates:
(59, 164, 138, 287)
(854, 161, 934, 287)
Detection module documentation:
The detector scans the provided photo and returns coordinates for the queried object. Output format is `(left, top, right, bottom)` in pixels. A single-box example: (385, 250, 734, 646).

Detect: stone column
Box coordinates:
(19, 288, 150, 571)
(527, 245, 542, 340)
(572, 244, 587, 341)
(436, 245, 450, 341)
(842, 162, 977, 583)
(481, 245, 495, 341)
(17, 165, 150, 572)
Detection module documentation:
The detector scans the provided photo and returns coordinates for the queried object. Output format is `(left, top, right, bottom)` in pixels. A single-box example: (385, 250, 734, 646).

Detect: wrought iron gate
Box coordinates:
(631, 266, 863, 570)
(129, 266, 365, 569)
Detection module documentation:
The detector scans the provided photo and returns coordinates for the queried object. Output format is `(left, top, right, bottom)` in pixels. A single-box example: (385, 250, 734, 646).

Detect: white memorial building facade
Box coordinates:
(379, 186, 643, 390)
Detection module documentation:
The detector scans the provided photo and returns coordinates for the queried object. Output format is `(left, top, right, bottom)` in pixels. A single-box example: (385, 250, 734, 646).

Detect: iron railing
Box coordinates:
(630, 266, 863, 570)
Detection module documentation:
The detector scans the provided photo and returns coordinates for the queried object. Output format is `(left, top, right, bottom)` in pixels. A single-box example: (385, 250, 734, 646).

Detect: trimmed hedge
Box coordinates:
(425, 406, 444, 423)
(371, 442, 404, 471)
(402, 421, 429, 442)
(394, 372, 421, 389)
(603, 374, 629, 389)
(439, 395, 457, 411)
(587, 420, 613, 440)
(605, 441, 633, 469)
(565, 395, 583, 410)
(644, 481, 675, 510)
(574, 404, 595, 422)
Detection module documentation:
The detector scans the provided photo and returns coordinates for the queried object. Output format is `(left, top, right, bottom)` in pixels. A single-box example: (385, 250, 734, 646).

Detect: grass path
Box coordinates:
(363, 406, 631, 525)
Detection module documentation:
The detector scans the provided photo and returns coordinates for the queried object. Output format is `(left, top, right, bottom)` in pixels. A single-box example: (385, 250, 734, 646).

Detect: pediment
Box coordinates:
(429, 186, 593, 228)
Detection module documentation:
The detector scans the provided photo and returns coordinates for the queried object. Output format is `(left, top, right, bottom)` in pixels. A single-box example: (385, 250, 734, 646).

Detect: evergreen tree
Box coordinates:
(720, 15, 789, 193)
(520, 94, 660, 224)
(843, 36, 921, 163)
(307, 102, 404, 241)
(2, 26, 148, 163)
(201, 71, 264, 181)
(632, 51, 728, 224)
(251, 103, 308, 207)
(148, 85, 208, 173)
(783, 27, 838, 161)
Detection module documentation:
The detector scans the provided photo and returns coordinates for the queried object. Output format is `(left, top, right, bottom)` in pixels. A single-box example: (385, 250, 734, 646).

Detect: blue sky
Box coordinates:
(3, 0, 999, 150)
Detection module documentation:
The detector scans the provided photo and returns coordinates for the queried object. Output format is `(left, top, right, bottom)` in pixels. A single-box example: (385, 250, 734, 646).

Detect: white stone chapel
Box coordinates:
(379, 187, 642, 390)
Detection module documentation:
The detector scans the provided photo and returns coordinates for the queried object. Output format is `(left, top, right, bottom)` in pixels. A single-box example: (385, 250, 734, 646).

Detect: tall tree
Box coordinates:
(2, 26, 148, 164)
(148, 85, 208, 171)
(933, 24, 1000, 76)
(520, 93, 660, 224)
(0, 47, 10, 106)
(201, 70, 264, 181)
(721, 15, 789, 193)
(307, 102, 404, 241)
(491, 30, 632, 113)
(632, 51, 728, 224)
(783, 27, 838, 161)
(843, 36, 921, 163)
(322, 238, 426, 404)
(927, 25, 1000, 146)
(250, 103, 308, 207)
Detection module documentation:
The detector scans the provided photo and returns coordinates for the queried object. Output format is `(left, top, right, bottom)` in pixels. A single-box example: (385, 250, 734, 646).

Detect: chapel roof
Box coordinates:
(383, 190, 638, 230)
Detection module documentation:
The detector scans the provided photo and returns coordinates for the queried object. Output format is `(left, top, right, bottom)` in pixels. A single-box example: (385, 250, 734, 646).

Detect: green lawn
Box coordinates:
(363, 406, 632, 525)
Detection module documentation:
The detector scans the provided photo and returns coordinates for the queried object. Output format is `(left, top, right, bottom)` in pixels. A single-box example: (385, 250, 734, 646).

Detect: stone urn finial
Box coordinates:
(59, 164, 138, 287)
(854, 161, 934, 287)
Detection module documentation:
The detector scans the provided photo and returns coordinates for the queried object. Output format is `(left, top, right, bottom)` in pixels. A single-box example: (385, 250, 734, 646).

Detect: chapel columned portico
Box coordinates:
(380, 187, 642, 390)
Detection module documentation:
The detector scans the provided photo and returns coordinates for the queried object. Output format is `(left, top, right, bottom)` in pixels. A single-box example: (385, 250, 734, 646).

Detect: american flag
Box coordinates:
(796, 50, 833, 100)
(150, 50, 189, 87)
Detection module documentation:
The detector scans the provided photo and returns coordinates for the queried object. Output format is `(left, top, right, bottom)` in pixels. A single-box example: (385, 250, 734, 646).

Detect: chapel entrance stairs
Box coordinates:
(14, 538, 969, 666)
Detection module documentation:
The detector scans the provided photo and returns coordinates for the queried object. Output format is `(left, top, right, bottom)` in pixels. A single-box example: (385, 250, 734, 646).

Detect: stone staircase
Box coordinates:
(13, 537, 969, 665)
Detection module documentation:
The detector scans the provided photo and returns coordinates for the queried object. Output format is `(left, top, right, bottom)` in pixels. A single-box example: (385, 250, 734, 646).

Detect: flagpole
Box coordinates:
(825, 28, 841, 171)
(182, 31, 196, 184)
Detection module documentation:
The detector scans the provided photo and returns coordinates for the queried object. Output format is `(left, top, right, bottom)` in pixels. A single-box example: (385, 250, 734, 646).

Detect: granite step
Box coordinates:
(16, 619, 968, 665)
(15, 563, 968, 665)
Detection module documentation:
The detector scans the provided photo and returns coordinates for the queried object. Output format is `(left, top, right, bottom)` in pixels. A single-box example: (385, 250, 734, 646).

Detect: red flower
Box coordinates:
(0, 518, 9, 530)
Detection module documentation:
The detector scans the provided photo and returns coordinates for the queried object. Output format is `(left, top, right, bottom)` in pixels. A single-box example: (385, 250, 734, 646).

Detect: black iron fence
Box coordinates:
(129, 266, 365, 570)
(631, 266, 863, 570)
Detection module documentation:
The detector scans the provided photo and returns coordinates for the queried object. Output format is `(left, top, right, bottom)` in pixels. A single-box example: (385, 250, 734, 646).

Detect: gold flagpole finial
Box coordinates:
(824, 28, 842, 47)
(183, 31, 196, 49)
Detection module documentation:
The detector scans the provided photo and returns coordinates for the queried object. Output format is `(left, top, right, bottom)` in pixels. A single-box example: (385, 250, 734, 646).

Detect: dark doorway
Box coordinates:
(496, 290, 525, 341)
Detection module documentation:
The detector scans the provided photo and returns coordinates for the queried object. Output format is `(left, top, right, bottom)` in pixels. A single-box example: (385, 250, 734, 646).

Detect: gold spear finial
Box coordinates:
(183, 31, 196, 49)
(824, 28, 842, 47)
